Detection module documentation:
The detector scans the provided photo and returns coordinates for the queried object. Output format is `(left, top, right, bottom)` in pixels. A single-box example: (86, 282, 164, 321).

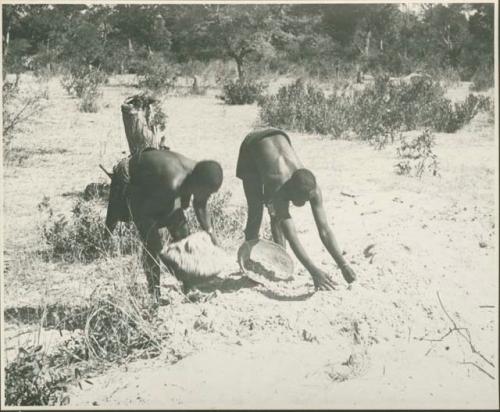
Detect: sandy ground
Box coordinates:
(2, 75, 498, 408)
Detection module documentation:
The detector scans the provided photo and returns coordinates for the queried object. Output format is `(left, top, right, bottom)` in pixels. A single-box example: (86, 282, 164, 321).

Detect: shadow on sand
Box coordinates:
(186, 272, 315, 302)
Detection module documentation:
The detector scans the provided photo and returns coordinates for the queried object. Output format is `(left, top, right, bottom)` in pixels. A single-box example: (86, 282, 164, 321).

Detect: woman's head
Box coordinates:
(284, 168, 316, 206)
(188, 160, 223, 199)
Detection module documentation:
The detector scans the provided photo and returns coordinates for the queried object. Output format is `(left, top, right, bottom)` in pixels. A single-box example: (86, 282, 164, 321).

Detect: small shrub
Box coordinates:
(5, 345, 71, 406)
(78, 88, 101, 113)
(471, 64, 494, 91)
(429, 93, 492, 133)
(38, 195, 139, 263)
(395, 130, 439, 178)
(3, 79, 48, 159)
(149, 100, 168, 134)
(259, 79, 352, 138)
(61, 66, 107, 99)
(220, 79, 266, 105)
(349, 76, 405, 147)
(137, 55, 177, 96)
(61, 65, 107, 112)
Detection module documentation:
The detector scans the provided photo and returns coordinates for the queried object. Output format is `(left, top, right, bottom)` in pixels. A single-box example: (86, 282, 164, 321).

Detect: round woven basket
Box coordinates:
(160, 231, 233, 284)
(237, 239, 294, 282)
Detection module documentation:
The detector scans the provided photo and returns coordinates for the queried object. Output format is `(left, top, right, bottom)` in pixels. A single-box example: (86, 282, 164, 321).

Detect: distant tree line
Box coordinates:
(2, 3, 494, 81)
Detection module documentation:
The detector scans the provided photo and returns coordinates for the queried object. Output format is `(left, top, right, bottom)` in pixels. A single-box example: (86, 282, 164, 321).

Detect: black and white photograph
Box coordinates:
(1, 1, 498, 409)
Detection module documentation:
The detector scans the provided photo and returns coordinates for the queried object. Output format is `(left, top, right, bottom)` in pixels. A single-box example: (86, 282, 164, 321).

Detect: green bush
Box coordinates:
(38, 195, 139, 263)
(220, 79, 266, 105)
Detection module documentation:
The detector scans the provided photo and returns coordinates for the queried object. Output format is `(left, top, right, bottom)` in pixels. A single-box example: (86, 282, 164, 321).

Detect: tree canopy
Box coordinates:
(2, 3, 494, 80)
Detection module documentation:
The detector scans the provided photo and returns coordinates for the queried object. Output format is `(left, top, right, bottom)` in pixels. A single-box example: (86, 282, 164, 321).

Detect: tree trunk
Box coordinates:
(365, 30, 372, 57)
(235, 56, 244, 82)
(3, 25, 11, 58)
(121, 95, 161, 155)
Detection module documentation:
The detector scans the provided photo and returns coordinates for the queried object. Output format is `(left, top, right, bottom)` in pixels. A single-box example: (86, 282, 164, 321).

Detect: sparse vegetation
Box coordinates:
(84, 283, 164, 361)
(471, 64, 494, 91)
(186, 190, 246, 248)
(2, 3, 496, 408)
(5, 344, 72, 406)
(219, 79, 266, 105)
(38, 195, 140, 263)
(2, 79, 48, 159)
(137, 55, 177, 96)
(259, 75, 492, 145)
(395, 130, 439, 178)
(5, 282, 166, 406)
(61, 66, 107, 112)
(259, 79, 352, 138)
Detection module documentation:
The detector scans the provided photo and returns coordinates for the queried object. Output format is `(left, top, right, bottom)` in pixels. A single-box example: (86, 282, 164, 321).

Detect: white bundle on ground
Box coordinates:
(160, 231, 235, 284)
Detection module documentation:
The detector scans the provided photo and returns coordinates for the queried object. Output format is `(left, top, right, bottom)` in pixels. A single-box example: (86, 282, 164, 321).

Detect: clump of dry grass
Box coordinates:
(84, 282, 164, 362)
(4, 277, 169, 406)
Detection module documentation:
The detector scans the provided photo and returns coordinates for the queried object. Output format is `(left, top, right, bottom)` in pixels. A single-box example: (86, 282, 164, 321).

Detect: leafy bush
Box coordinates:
(137, 55, 177, 96)
(61, 65, 107, 112)
(259, 79, 352, 138)
(5, 345, 71, 406)
(38, 195, 139, 263)
(259, 75, 492, 144)
(61, 66, 107, 98)
(429, 93, 492, 133)
(349, 75, 406, 146)
(395, 130, 439, 178)
(220, 79, 266, 105)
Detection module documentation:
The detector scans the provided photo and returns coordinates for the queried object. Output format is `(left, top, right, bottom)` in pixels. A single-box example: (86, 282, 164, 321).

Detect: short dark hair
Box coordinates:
(191, 160, 223, 191)
(289, 168, 316, 197)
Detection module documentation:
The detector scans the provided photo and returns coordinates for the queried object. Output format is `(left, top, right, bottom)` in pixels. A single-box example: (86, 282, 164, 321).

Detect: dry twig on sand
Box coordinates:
(416, 291, 495, 380)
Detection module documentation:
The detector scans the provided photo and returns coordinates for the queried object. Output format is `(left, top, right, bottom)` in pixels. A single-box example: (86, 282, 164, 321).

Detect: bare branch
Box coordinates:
(460, 362, 495, 380)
